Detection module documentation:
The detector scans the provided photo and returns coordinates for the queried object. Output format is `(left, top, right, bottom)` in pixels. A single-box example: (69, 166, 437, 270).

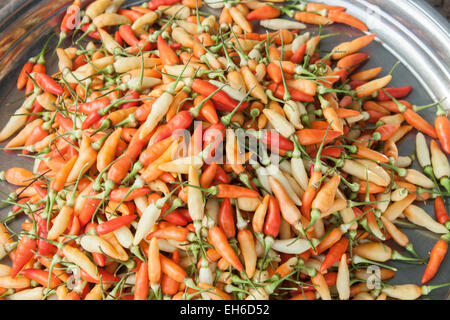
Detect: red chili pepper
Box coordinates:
(375, 123, 400, 141)
(21, 268, 62, 289)
(215, 165, 230, 183)
(264, 196, 280, 238)
(80, 23, 101, 40)
(320, 237, 349, 272)
(96, 215, 137, 235)
(118, 9, 144, 22)
(33, 184, 48, 199)
(169, 43, 182, 50)
(80, 268, 120, 284)
(434, 196, 450, 226)
(134, 262, 149, 300)
(26, 62, 46, 95)
(161, 208, 188, 226)
(435, 105, 450, 154)
(268, 83, 315, 102)
(290, 42, 307, 64)
(157, 35, 179, 66)
(119, 24, 140, 46)
(120, 90, 140, 110)
(148, 0, 181, 10)
(17, 61, 34, 90)
(296, 129, 342, 146)
(73, 54, 87, 70)
(351, 207, 365, 221)
(11, 235, 37, 277)
(114, 31, 124, 47)
(13, 197, 30, 213)
(421, 239, 448, 284)
(218, 198, 235, 239)
(109, 187, 151, 202)
(246, 5, 281, 20)
(192, 79, 249, 112)
(36, 219, 56, 256)
(82, 110, 103, 130)
(34, 73, 64, 96)
(348, 80, 367, 90)
(72, 97, 110, 114)
(339, 95, 353, 108)
(263, 131, 294, 151)
(27, 100, 44, 123)
(376, 86, 412, 101)
(79, 193, 102, 227)
(153, 110, 193, 143)
(203, 122, 225, 161)
(107, 128, 151, 184)
(176, 208, 192, 223)
(24, 126, 48, 154)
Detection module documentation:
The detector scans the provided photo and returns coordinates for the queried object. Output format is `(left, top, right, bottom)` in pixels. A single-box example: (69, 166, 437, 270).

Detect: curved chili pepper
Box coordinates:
(153, 110, 193, 143)
(263, 131, 294, 151)
(34, 73, 64, 96)
(218, 198, 235, 239)
(11, 235, 37, 277)
(148, 0, 181, 10)
(435, 105, 450, 154)
(96, 215, 137, 235)
(376, 86, 412, 101)
(264, 196, 281, 238)
(268, 83, 315, 102)
(192, 79, 249, 112)
(109, 187, 151, 202)
(21, 268, 62, 289)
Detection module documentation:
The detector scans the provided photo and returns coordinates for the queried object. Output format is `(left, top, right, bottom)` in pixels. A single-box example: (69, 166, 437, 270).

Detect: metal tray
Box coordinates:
(0, 0, 449, 299)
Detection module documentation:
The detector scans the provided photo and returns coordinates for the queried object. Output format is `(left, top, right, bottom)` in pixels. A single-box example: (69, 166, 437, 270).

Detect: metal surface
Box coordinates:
(0, 0, 449, 299)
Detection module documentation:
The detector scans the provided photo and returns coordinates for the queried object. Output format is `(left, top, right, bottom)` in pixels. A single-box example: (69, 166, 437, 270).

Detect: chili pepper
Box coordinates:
(17, 59, 35, 90)
(118, 9, 143, 22)
(246, 5, 280, 21)
(269, 177, 307, 237)
(263, 131, 294, 151)
(109, 187, 151, 202)
(192, 79, 249, 112)
(327, 10, 368, 31)
(148, 0, 181, 10)
(218, 198, 235, 239)
(434, 197, 450, 229)
(37, 219, 56, 257)
(320, 237, 349, 272)
(264, 195, 281, 239)
(157, 35, 179, 66)
(435, 104, 450, 154)
(21, 268, 62, 289)
(11, 235, 37, 278)
(80, 23, 101, 40)
(421, 238, 449, 284)
(95, 215, 137, 235)
(208, 226, 243, 272)
(134, 262, 149, 300)
(200, 162, 217, 189)
(294, 12, 333, 25)
(153, 111, 193, 143)
(33, 73, 64, 96)
(268, 83, 315, 102)
(376, 86, 412, 101)
(296, 129, 342, 146)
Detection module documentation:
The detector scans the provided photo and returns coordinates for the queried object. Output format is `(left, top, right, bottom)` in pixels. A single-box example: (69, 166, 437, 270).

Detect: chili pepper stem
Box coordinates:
(422, 282, 450, 296)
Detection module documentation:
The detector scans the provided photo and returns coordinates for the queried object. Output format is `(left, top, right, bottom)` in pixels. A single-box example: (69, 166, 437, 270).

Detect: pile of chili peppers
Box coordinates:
(0, 0, 449, 300)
